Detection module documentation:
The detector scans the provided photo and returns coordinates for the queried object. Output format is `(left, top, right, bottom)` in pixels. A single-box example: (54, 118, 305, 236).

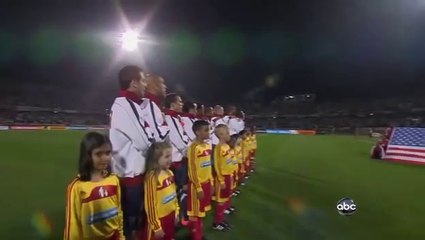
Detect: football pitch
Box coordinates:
(1, 131, 425, 240)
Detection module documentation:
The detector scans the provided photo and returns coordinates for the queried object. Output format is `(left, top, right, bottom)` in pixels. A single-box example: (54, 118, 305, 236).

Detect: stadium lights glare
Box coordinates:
(121, 30, 140, 51)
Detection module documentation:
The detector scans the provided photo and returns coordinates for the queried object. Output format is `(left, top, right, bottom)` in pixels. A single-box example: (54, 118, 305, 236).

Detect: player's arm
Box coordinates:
(240, 120, 245, 134)
(64, 180, 82, 240)
(242, 140, 249, 162)
(147, 101, 170, 142)
(188, 145, 202, 192)
(214, 145, 225, 186)
(111, 103, 151, 150)
(228, 118, 238, 135)
(144, 172, 163, 233)
(240, 142, 245, 160)
(115, 177, 125, 240)
(167, 116, 189, 154)
(182, 118, 195, 142)
(174, 193, 180, 220)
(167, 170, 180, 220)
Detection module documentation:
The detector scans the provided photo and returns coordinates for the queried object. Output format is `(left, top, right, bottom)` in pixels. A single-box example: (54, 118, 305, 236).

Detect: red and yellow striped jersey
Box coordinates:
(251, 134, 257, 150)
(229, 148, 237, 172)
(188, 142, 213, 192)
(64, 174, 124, 240)
(241, 138, 251, 161)
(214, 143, 234, 184)
(234, 146, 243, 164)
(144, 170, 179, 233)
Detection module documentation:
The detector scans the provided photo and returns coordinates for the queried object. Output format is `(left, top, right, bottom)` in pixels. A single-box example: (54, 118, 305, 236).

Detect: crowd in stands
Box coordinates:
(0, 90, 109, 125)
(1, 87, 425, 129)
(246, 96, 425, 130)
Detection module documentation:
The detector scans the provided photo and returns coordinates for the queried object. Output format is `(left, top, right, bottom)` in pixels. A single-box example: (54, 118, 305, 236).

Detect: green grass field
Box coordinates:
(1, 131, 425, 240)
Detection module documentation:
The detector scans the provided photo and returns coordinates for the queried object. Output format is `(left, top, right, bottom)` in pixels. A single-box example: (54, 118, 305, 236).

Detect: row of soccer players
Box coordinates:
(64, 65, 257, 240)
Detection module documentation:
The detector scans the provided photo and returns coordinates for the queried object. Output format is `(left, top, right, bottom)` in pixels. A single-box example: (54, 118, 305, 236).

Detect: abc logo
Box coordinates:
(336, 198, 356, 216)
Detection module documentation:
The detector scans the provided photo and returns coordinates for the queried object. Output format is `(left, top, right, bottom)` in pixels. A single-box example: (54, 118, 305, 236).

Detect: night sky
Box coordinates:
(1, 0, 425, 107)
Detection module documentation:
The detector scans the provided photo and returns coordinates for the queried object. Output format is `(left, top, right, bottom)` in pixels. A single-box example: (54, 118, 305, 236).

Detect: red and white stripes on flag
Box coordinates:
(384, 127, 425, 165)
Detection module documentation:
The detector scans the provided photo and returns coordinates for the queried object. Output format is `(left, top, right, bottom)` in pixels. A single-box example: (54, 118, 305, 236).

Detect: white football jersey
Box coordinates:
(109, 97, 153, 177)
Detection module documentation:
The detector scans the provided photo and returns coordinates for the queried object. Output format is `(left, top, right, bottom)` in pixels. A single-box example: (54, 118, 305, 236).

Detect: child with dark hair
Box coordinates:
(187, 120, 213, 240)
(64, 132, 124, 240)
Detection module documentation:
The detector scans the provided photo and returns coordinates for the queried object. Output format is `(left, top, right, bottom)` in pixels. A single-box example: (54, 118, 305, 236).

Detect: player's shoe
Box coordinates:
(225, 206, 236, 215)
(212, 223, 227, 231)
(222, 221, 232, 230)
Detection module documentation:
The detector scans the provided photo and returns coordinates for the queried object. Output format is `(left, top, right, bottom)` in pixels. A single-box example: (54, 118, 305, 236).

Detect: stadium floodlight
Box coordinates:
(121, 30, 140, 51)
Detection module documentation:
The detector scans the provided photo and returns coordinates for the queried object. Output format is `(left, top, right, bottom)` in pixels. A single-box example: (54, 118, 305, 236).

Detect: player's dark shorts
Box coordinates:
(171, 160, 188, 187)
(119, 175, 145, 237)
(170, 160, 189, 220)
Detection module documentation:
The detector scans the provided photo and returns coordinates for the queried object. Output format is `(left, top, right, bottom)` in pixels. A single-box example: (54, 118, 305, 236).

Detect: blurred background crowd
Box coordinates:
(2, 84, 424, 133)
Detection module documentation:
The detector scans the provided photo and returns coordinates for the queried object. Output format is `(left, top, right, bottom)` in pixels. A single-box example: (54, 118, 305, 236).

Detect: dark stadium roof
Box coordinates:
(1, 0, 425, 105)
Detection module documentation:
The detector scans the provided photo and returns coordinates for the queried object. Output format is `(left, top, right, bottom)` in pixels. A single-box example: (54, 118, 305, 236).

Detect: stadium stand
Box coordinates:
(1, 87, 425, 132)
(245, 95, 425, 134)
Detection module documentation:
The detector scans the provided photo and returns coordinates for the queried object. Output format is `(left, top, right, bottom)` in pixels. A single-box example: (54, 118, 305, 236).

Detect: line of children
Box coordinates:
(65, 121, 257, 240)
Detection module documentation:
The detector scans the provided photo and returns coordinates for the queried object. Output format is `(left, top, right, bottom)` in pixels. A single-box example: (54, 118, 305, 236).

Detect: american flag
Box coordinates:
(384, 127, 425, 164)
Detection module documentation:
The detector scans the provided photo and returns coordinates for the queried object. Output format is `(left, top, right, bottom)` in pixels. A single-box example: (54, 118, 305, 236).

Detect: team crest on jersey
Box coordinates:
(164, 178, 172, 187)
(222, 150, 229, 157)
(197, 149, 212, 157)
(157, 176, 175, 190)
(98, 187, 108, 198)
(82, 185, 117, 203)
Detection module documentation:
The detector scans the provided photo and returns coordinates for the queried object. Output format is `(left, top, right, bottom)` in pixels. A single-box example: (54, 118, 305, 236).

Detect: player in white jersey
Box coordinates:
(223, 105, 239, 135)
(163, 93, 190, 223)
(163, 93, 189, 165)
(141, 74, 170, 142)
(229, 109, 245, 135)
(210, 105, 226, 145)
(197, 104, 205, 120)
(181, 101, 198, 142)
(109, 65, 153, 238)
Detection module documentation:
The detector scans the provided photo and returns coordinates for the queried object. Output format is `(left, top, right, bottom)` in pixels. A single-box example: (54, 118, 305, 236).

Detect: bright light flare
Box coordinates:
(121, 30, 139, 51)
